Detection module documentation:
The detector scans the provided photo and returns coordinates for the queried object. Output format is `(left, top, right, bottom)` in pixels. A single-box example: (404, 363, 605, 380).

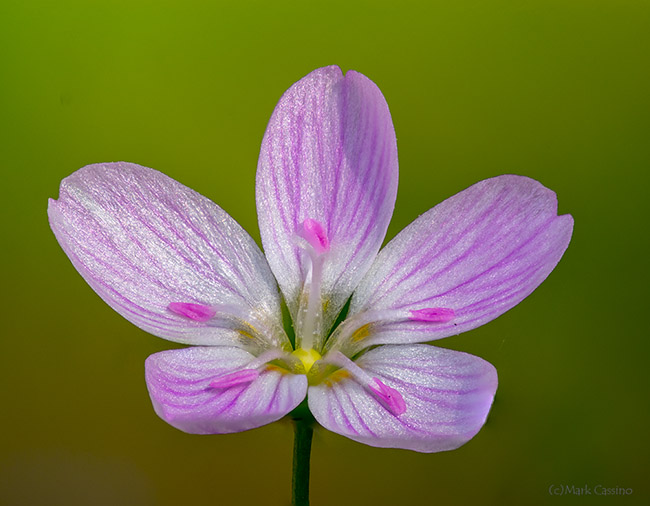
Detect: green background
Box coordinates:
(1, 1, 648, 505)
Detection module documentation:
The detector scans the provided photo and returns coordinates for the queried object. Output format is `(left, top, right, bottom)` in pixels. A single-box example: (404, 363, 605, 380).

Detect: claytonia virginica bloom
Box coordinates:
(48, 66, 573, 454)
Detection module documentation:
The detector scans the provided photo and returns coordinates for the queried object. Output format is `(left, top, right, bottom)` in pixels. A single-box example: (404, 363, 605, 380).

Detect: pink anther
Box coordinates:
(209, 369, 259, 389)
(369, 378, 406, 416)
(409, 307, 455, 323)
(168, 302, 216, 322)
(299, 218, 330, 255)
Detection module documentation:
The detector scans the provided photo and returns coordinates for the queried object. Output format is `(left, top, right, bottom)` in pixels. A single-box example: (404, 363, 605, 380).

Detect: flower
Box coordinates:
(48, 66, 573, 452)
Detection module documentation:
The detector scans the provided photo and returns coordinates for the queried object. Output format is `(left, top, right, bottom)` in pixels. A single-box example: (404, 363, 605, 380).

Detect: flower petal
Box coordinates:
(309, 345, 497, 452)
(49, 162, 288, 350)
(256, 66, 398, 333)
(337, 175, 573, 353)
(145, 347, 307, 434)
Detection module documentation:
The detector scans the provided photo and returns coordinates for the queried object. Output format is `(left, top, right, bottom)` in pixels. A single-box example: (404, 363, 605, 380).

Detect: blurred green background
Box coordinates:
(1, 0, 648, 505)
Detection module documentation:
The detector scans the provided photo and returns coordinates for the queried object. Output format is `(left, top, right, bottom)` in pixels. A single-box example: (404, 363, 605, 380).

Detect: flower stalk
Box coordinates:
(292, 417, 314, 506)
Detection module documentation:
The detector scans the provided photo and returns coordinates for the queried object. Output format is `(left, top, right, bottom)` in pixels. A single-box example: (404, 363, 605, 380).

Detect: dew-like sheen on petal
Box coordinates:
(48, 67, 573, 453)
(256, 66, 399, 337)
(145, 347, 307, 434)
(48, 162, 287, 349)
(340, 175, 573, 354)
(308, 344, 498, 452)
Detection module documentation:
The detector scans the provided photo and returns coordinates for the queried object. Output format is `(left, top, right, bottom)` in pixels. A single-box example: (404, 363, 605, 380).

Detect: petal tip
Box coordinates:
(47, 197, 59, 212)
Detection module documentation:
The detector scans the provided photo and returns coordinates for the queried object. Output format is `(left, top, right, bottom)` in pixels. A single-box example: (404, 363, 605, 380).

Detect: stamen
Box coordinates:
(209, 349, 294, 389)
(325, 307, 457, 354)
(209, 369, 259, 389)
(350, 324, 371, 342)
(323, 369, 350, 386)
(168, 302, 216, 322)
(368, 378, 406, 416)
(169, 302, 290, 352)
(323, 351, 375, 385)
(322, 351, 406, 416)
(207, 303, 271, 333)
(409, 307, 455, 323)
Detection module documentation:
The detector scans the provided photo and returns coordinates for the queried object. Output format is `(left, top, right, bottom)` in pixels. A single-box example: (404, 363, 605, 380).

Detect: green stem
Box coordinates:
(292, 417, 313, 506)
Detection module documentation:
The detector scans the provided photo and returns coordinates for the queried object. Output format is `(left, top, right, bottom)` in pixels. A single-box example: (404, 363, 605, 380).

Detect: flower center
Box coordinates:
(168, 217, 456, 418)
(291, 347, 322, 373)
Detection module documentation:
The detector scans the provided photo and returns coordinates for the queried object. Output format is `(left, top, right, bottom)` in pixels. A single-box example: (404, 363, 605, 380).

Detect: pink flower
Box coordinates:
(48, 66, 573, 452)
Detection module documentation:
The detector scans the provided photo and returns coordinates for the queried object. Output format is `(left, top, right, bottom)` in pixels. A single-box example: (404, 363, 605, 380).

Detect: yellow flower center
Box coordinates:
(291, 348, 322, 373)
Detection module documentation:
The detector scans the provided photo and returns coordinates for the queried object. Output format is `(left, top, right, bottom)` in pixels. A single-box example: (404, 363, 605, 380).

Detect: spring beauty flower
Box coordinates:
(48, 66, 573, 453)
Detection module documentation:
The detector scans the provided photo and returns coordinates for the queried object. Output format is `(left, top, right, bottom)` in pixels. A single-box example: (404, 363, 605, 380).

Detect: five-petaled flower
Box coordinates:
(48, 66, 573, 452)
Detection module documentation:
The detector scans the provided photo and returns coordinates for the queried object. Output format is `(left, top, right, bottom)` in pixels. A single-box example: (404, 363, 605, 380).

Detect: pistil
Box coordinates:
(295, 219, 330, 351)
